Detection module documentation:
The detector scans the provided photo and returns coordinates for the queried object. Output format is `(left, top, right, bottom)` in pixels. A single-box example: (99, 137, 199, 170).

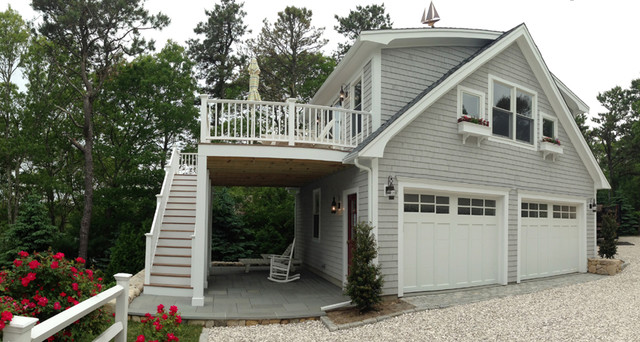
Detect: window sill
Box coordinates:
(539, 141, 563, 161)
(457, 121, 491, 146)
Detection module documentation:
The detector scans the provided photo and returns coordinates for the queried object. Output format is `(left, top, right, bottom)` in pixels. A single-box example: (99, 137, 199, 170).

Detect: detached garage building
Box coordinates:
(298, 23, 609, 298)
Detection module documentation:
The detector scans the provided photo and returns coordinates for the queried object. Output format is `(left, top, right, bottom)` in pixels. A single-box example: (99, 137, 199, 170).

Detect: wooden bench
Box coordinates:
(239, 258, 301, 273)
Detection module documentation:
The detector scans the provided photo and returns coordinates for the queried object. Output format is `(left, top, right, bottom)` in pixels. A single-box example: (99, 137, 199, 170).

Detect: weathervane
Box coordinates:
(421, 1, 440, 27)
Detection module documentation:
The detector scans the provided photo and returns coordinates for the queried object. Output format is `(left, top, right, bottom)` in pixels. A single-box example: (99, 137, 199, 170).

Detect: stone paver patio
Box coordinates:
(129, 266, 349, 320)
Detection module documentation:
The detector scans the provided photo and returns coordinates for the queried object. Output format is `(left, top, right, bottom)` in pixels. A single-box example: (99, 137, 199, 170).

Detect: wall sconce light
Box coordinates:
(384, 176, 396, 200)
(331, 197, 337, 214)
(339, 85, 348, 104)
(588, 198, 597, 212)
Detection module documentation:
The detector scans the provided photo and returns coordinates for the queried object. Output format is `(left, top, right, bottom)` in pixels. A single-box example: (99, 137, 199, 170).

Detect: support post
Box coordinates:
(113, 273, 132, 342)
(287, 98, 296, 146)
(191, 152, 208, 306)
(2, 316, 39, 342)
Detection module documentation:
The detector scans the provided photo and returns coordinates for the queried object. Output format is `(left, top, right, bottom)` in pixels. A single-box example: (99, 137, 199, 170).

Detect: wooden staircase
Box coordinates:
(144, 174, 196, 297)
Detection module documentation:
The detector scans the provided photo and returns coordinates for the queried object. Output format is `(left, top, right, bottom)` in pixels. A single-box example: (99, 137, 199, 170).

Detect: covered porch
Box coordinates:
(131, 266, 348, 321)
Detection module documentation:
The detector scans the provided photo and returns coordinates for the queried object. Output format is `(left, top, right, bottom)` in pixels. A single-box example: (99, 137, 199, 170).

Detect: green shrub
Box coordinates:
(599, 213, 618, 259)
(344, 222, 384, 313)
(106, 220, 149, 277)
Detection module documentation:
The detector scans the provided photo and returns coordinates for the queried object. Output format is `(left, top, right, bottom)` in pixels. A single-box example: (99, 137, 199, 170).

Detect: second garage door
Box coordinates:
(521, 202, 579, 280)
(403, 192, 501, 293)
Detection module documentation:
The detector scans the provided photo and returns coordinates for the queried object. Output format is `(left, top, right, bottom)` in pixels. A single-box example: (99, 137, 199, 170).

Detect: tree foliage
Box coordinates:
(334, 4, 393, 60)
(210, 187, 255, 261)
(598, 213, 618, 258)
(0, 194, 58, 267)
(0, 6, 30, 225)
(31, 0, 170, 259)
(248, 6, 329, 101)
(344, 222, 384, 313)
(187, 0, 248, 99)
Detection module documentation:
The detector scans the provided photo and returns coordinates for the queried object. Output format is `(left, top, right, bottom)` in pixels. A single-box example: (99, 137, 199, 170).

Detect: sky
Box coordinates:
(2, 0, 639, 122)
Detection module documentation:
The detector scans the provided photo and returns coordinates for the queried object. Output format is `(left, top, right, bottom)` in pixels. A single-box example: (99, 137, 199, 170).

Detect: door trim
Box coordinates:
(342, 187, 358, 286)
(397, 178, 509, 297)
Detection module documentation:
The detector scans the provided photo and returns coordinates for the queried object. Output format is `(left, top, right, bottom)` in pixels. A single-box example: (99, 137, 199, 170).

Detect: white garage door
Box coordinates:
(521, 202, 579, 280)
(403, 192, 500, 293)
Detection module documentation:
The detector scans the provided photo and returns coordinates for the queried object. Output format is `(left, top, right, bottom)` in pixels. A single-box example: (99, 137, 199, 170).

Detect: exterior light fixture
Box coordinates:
(588, 198, 597, 212)
(385, 176, 396, 200)
(339, 85, 348, 104)
(331, 197, 337, 214)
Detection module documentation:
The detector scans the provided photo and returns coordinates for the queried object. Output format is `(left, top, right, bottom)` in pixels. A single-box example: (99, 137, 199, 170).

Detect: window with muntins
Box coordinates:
(458, 198, 496, 216)
(553, 205, 576, 219)
(521, 202, 548, 218)
(492, 80, 535, 144)
(404, 194, 449, 214)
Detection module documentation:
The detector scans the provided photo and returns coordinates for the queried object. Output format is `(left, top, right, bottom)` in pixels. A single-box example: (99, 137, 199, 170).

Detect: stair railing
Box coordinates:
(145, 147, 181, 284)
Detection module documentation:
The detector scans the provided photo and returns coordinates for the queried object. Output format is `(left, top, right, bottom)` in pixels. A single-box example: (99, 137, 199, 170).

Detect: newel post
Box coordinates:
(287, 98, 296, 146)
(3, 316, 39, 342)
(199, 94, 209, 143)
(113, 273, 132, 342)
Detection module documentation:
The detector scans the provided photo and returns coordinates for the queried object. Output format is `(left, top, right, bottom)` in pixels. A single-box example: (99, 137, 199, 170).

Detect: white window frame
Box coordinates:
(312, 188, 321, 240)
(488, 74, 538, 150)
(350, 74, 364, 138)
(457, 86, 486, 120)
(540, 112, 558, 140)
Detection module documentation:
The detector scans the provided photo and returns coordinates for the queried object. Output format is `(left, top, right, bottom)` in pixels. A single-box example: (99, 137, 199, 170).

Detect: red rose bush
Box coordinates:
(136, 304, 184, 342)
(0, 251, 109, 340)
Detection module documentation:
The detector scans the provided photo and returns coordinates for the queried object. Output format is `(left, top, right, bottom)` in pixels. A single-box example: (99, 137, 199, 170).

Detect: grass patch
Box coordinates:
(127, 320, 203, 341)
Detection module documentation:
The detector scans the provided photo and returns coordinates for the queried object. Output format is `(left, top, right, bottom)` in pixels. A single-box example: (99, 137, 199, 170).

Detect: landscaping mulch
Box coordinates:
(325, 299, 415, 325)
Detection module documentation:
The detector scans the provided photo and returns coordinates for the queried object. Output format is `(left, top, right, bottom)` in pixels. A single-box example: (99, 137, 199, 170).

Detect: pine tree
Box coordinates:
(345, 221, 384, 312)
(599, 213, 618, 259)
(1, 194, 58, 266)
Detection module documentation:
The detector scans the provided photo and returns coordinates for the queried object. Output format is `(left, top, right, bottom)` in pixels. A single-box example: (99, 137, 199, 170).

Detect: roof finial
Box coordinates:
(421, 1, 440, 27)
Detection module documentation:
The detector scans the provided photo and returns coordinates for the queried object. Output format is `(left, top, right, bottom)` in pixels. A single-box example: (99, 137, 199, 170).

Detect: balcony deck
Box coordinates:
(200, 98, 373, 150)
(198, 98, 373, 186)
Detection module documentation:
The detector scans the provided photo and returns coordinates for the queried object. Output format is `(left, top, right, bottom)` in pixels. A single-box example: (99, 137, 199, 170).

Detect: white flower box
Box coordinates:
(458, 121, 491, 146)
(539, 141, 563, 161)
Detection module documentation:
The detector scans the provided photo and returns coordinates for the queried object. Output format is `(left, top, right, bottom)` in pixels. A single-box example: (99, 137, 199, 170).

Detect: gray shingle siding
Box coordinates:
(296, 166, 368, 286)
(377, 42, 594, 293)
(381, 46, 480, 123)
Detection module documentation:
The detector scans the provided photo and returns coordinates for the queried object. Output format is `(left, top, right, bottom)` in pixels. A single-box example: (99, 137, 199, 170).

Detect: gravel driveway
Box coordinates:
(206, 236, 640, 341)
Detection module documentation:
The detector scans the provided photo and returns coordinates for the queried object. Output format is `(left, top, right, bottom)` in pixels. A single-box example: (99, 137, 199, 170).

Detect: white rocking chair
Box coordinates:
(267, 238, 300, 283)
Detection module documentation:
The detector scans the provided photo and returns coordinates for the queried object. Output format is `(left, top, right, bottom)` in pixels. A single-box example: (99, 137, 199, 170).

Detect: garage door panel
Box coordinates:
(416, 222, 435, 288)
(403, 222, 418, 290)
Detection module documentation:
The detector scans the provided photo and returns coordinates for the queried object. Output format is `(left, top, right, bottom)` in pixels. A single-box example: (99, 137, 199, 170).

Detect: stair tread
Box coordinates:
(153, 263, 191, 267)
(160, 229, 194, 232)
(157, 245, 191, 249)
(145, 283, 193, 289)
(151, 272, 191, 278)
(155, 254, 191, 257)
(158, 237, 191, 240)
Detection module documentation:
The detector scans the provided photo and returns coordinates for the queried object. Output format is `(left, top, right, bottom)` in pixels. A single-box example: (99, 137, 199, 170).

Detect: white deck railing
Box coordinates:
(200, 98, 373, 149)
(178, 153, 198, 175)
(2, 273, 131, 342)
(145, 147, 181, 285)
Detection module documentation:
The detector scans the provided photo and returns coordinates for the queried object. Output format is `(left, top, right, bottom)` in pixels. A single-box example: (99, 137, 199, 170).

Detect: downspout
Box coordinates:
(354, 157, 379, 250)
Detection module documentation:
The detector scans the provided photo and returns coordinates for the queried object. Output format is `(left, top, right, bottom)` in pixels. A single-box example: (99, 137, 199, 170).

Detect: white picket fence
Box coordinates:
(2, 273, 131, 342)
